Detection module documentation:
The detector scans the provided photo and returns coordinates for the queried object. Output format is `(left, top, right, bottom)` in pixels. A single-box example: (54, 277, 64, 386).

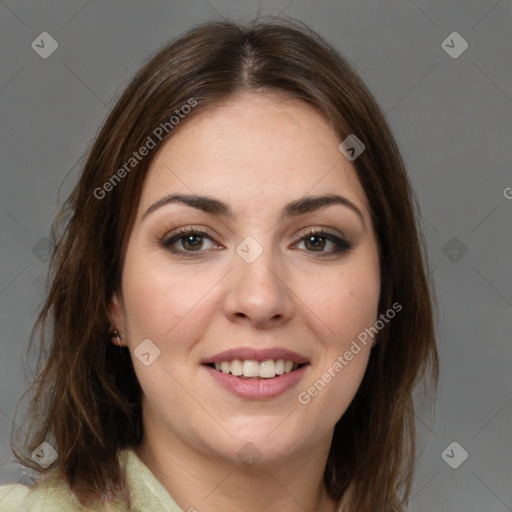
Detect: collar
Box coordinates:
(119, 448, 184, 512)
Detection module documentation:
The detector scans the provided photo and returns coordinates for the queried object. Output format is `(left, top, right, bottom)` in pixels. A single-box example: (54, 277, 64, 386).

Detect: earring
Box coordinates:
(112, 325, 122, 345)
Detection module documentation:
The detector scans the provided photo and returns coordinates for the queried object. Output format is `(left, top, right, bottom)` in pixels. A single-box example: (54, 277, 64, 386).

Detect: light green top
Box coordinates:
(0, 448, 185, 511)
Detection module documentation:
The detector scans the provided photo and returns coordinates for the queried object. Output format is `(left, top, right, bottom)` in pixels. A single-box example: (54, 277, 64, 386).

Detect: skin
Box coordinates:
(109, 92, 381, 512)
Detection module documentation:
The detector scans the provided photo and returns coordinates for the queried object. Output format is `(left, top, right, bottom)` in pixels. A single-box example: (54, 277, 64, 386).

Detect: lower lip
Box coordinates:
(202, 364, 310, 400)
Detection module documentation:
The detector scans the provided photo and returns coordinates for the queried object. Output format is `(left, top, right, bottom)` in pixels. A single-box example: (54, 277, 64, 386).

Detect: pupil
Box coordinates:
(306, 235, 325, 251)
(184, 235, 202, 250)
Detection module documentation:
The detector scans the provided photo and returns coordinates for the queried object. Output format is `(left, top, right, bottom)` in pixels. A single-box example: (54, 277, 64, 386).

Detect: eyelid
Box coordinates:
(163, 225, 348, 242)
(160, 226, 220, 249)
(295, 225, 347, 241)
(292, 227, 352, 255)
(160, 225, 352, 257)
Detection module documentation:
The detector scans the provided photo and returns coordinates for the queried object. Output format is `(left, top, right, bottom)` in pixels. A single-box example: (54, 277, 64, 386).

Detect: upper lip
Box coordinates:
(201, 347, 310, 365)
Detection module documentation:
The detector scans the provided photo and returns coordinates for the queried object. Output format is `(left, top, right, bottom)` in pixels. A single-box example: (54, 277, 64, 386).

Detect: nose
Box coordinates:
(222, 244, 295, 329)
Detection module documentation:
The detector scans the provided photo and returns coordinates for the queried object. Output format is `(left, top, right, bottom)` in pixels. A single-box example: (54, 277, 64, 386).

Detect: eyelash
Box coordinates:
(160, 227, 352, 258)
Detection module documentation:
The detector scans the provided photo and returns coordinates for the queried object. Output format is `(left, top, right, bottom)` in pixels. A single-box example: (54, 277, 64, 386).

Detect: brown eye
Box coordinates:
(180, 233, 204, 251)
(296, 230, 352, 255)
(303, 234, 327, 251)
(161, 228, 218, 255)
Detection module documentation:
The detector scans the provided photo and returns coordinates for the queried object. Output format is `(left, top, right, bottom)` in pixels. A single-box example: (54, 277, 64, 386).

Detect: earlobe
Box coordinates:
(107, 292, 127, 346)
(111, 326, 124, 346)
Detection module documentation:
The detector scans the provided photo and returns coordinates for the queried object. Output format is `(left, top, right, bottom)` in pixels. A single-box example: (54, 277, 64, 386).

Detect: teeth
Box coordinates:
(259, 359, 276, 378)
(210, 358, 301, 378)
(242, 360, 260, 377)
(231, 359, 243, 376)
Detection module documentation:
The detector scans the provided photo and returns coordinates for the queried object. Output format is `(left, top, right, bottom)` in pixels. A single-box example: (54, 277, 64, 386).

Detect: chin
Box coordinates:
(199, 421, 312, 466)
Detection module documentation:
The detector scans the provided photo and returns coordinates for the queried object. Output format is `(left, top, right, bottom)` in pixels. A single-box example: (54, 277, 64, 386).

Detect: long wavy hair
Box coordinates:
(11, 18, 438, 511)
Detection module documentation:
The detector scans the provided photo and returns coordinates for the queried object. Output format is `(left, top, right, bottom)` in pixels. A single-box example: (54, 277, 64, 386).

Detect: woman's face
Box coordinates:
(110, 92, 380, 465)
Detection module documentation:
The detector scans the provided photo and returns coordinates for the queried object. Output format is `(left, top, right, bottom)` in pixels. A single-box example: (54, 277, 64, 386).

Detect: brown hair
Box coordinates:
(12, 18, 438, 511)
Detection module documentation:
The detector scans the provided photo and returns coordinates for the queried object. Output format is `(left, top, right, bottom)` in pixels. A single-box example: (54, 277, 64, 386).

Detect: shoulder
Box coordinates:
(0, 448, 179, 512)
(0, 482, 31, 510)
(0, 470, 125, 512)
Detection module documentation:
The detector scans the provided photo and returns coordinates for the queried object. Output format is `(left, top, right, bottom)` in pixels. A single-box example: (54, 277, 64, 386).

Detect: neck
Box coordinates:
(134, 418, 338, 512)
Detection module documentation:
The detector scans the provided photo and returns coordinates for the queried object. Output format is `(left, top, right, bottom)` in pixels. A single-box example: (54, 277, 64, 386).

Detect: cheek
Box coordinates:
(296, 258, 380, 344)
(292, 252, 379, 417)
(295, 277, 377, 426)
(119, 249, 215, 415)
(121, 247, 211, 341)
(297, 351, 371, 430)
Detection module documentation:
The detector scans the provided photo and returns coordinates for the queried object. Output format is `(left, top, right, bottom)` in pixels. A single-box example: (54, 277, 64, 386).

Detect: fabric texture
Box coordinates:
(0, 450, 347, 511)
(0, 448, 185, 511)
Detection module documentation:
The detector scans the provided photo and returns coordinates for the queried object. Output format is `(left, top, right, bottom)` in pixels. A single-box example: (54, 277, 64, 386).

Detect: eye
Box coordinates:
(160, 227, 220, 255)
(295, 228, 352, 255)
(160, 227, 352, 257)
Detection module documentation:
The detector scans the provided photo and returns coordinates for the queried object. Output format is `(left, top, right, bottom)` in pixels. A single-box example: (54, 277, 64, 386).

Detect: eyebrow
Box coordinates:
(142, 193, 365, 227)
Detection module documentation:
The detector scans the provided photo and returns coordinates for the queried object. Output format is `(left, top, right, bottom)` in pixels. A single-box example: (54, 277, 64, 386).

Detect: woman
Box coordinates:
(0, 19, 438, 512)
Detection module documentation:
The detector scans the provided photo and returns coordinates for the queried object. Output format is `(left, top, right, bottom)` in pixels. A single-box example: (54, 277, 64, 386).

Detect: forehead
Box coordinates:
(139, 92, 370, 217)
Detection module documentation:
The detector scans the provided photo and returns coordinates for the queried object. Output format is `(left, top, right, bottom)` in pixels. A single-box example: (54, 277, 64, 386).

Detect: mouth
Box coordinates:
(201, 348, 311, 400)
(203, 359, 308, 379)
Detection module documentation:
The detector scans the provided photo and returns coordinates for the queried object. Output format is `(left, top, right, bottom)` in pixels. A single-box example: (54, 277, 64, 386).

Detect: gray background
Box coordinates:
(1, 0, 511, 510)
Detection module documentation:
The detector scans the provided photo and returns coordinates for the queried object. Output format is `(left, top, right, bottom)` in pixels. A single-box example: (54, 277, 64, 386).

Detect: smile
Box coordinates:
(201, 347, 310, 399)
(206, 358, 304, 379)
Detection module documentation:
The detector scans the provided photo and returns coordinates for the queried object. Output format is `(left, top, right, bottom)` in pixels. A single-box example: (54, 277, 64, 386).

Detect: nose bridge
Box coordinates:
(224, 234, 294, 325)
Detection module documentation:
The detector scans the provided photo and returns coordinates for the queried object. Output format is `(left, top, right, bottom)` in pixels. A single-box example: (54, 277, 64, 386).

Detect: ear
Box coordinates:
(107, 291, 127, 347)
